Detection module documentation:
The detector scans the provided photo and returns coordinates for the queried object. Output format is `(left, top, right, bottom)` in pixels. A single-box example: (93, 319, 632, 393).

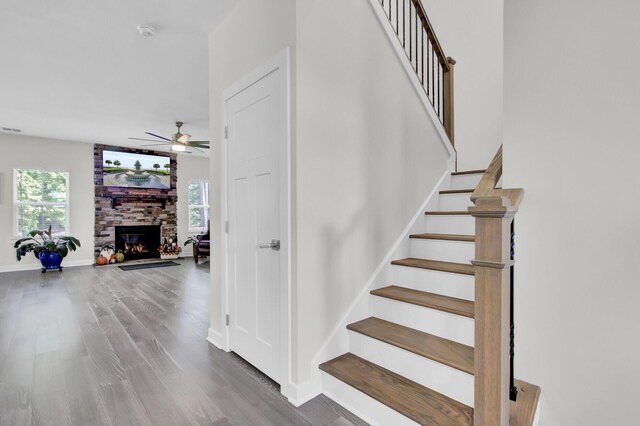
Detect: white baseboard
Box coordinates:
(0, 258, 94, 273)
(283, 378, 322, 407)
(206, 327, 227, 350)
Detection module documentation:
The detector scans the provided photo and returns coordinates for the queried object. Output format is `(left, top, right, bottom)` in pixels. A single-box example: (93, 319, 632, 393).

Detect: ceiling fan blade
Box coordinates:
(188, 141, 210, 144)
(128, 137, 172, 144)
(190, 145, 210, 149)
(145, 132, 172, 141)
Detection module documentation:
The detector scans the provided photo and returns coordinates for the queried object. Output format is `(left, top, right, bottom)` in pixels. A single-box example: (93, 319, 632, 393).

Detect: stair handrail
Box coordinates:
(471, 145, 524, 208)
(468, 145, 524, 425)
(376, 0, 456, 145)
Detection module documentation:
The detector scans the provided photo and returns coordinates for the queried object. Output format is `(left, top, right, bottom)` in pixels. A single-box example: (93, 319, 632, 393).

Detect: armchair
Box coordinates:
(193, 221, 210, 264)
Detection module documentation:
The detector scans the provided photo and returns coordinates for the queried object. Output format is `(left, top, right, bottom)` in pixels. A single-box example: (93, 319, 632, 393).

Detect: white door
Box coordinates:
(226, 68, 284, 383)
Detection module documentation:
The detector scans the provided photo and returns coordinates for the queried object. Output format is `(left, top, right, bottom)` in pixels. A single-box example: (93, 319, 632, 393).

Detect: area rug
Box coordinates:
(118, 261, 180, 271)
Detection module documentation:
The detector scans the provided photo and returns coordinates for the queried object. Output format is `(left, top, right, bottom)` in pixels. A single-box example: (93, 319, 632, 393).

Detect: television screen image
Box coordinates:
(103, 151, 171, 189)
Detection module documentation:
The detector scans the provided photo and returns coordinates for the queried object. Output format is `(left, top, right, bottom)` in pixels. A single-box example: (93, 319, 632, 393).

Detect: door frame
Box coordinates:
(219, 48, 292, 398)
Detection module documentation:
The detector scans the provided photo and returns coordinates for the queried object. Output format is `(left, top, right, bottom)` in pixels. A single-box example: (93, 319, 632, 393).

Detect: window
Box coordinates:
(188, 180, 210, 233)
(14, 169, 69, 237)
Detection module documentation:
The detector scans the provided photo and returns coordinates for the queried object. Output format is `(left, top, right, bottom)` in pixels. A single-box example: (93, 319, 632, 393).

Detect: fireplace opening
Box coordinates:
(115, 225, 161, 261)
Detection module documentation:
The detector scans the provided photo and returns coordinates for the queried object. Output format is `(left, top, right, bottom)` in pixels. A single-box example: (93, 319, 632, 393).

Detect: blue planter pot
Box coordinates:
(39, 250, 63, 273)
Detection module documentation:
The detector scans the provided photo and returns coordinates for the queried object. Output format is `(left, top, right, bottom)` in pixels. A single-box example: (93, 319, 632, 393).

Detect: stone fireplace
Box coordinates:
(93, 144, 177, 259)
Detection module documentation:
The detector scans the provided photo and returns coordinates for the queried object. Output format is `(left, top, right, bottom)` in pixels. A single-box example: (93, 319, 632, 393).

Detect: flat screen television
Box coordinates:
(103, 150, 171, 189)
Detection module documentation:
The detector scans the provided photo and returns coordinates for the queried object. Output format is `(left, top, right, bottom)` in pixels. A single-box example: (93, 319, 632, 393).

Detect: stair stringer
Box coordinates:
(285, 170, 451, 409)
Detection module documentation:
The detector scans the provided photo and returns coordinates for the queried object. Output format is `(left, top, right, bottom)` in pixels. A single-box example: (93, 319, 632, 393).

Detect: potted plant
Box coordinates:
(14, 225, 81, 273)
(183, 236, 198, 246)
(184, 236, 199, 258)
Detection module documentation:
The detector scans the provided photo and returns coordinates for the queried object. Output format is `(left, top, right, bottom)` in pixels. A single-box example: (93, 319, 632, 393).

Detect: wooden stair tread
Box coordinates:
(410, 233, 475, 242)
(371, 286, 474, 318)
(391, 258, 475, 276)
(319, 353, 473, 426)
(439, 187, 501, 195)
(347, 317, 474, 374)
(425, 210, 472, 215)
(451, 169, 486, 176)
(439, 188, 475, 194)
(510, 379, 542, 426)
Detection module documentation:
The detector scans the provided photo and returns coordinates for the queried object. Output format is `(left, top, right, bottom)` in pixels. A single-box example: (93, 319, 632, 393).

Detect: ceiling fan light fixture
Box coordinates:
(171, 144, 186, 152)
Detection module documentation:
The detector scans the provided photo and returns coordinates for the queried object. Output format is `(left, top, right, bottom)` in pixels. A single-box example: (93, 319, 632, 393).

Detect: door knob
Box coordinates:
(258, 239, 280, 251)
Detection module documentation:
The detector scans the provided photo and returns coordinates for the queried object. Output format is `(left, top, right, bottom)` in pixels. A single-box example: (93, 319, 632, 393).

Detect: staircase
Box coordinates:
(317, 1, 540, 423)
(320, 169, 482, 425)
(319, 163, 540, 425)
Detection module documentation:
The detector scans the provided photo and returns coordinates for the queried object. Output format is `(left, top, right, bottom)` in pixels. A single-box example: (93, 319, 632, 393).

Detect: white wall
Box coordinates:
(421, 0, 503, 170)
(176, 154, 210, 252)
(294, 0, 450, 384)
(208, 0, 451, 392)
(208, 0, 297, 335)
(0, 134, 95, 271)
(503, 0, 640, 424)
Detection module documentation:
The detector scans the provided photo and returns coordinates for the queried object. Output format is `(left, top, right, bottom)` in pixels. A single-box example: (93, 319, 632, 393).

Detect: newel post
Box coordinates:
(443, 56, 456, 146)
(469, 196, 516, 426)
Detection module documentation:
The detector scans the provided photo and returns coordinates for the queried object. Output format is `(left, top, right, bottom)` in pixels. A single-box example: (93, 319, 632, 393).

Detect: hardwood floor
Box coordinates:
(0, 260, 366, 426)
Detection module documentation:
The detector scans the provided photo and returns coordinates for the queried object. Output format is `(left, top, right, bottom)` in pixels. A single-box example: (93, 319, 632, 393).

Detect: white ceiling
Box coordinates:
(0, 0, 236, 155)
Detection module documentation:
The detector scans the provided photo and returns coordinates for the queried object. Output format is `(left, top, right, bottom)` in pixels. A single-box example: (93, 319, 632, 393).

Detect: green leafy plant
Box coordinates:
(183, 236, 199, 246)
(14, 225, 81, 261)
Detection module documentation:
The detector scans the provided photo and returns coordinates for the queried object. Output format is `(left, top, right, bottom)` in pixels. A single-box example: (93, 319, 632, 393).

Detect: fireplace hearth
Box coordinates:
(115, 225, 161, 261)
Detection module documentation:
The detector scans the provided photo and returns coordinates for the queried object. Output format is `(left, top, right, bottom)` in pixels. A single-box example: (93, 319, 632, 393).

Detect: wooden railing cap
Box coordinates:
(471, 145, 524, 210)
(468, 196, 517, 218)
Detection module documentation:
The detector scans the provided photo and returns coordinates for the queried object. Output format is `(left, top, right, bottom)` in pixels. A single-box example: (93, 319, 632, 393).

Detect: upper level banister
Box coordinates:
(375, 0, 456, 147)
(409, 0, 451, 72)
(471, 145, 524, 209)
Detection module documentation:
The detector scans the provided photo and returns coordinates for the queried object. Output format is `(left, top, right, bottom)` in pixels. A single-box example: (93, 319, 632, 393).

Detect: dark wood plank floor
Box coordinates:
(0, 260, 366, 426)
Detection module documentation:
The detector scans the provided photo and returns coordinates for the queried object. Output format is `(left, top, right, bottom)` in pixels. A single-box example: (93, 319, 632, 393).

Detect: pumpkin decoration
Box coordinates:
(115, 250, 125, 263)
(97, 244, 115, 266)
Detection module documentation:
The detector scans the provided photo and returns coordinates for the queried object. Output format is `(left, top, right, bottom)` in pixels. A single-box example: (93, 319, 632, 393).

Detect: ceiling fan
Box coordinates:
(128, 121, 210, 153)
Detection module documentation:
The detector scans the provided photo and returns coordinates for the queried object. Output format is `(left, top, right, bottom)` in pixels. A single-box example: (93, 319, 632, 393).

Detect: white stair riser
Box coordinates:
(437, 193, 474, 211)
(321, 373, 419, 426)
(425, 215, 475, 235)
(370, 297, 474, 346)
(390, 265, 475, 300)
(409, 239, 474, 263)
(349, 332, 474, 407)
(450, 173, 483, 189)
